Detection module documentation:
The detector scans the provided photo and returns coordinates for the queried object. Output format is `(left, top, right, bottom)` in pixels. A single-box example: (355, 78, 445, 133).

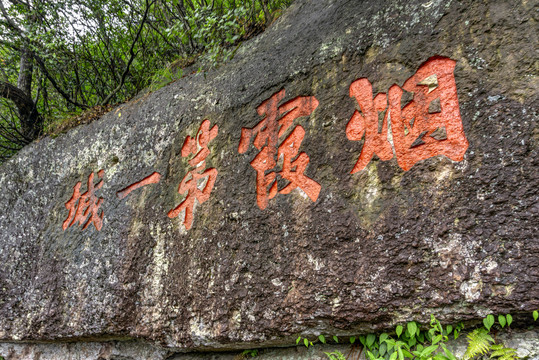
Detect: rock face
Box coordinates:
(3, 331, 539, 360)
(0, 0, 537, 356)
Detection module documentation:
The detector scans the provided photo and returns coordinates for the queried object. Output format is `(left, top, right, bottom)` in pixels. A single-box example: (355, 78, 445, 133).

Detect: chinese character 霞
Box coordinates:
(238, 89, 321, 210)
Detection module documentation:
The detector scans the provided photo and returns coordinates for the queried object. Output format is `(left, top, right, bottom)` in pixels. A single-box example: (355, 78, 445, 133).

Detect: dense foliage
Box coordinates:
(0, 0, 292, 162)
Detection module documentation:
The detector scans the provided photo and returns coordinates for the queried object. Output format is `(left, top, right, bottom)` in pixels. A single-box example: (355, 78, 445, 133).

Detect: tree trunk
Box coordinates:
(15, 46, 42, 140)
(0, 81, 42, 142)
(17, 46, 33, 97)
(259, 0, 273, 27)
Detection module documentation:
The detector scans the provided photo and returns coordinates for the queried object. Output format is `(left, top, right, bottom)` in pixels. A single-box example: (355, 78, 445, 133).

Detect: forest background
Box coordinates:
(0, 0, 292, 162)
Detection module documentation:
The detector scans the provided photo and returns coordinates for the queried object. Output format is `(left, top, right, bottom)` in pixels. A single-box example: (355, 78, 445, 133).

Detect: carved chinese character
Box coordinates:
(347, 56, 468, 172)
(117, 172, 161, 200)
(388, 56, 468, 170)
(239, 89, 321, 210)
(346, 78, 393, 174)
(168, 119, 218, 230)
(63, 170, 105, 231)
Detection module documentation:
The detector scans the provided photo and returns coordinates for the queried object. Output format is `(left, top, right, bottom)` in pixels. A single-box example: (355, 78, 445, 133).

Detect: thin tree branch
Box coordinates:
(32, 53, 89, 109)
(101, 0, 155, 105)
(0, 0, 24, 33)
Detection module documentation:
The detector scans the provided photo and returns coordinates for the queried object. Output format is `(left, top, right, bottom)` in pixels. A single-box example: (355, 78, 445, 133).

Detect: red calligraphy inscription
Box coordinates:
(346, 56, 468, 172)
(63, 170, 105, 231)
(168, 119, 218, 230)
(388, 57, 468, 170)
(117, 172, 161, 200)
(347, 78, 393, 174)
(238, 89, 321, 210)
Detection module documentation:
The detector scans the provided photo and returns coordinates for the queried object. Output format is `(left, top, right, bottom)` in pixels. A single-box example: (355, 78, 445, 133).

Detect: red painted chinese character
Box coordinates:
(346, 78, 393, 174)
(238, 89, 321, 210)
(168, 120, 218, 230)
(388, 56, 468, 171)
(346, 56, 468, 172)
(63, 170, 105, 231)
(117, 172, 161, 200)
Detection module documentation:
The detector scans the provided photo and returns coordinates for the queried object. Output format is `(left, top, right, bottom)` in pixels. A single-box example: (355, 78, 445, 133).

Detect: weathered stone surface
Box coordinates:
(0, 0, 538, 356)
(0, 341, 169, 360)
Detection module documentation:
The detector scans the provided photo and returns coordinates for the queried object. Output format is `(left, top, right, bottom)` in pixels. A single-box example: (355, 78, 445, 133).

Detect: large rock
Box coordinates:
(0, 0, 537, 355)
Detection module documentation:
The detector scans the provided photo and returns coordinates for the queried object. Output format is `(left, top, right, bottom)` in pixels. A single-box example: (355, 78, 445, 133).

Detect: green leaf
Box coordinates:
(507, 314, 513, 327)
(296, 336, 301, 345)
(434, 355, 450, 360)
(390, 351, 398, 360)
(396, 325, 403, 338)
(534, 311, 539, 321)
(402, 349, 414, 358)
(366, 334, 376, 348)
(398, 347, 404, 360)
(333, 335, 339, 343)
(421, 344, 439, 358)
(498, 315, 506, 328)
(407, 322, 417, 338)
(304, 338, 309, 347)
(318, 334, 326, 344)
(380, 333, 389, 343)
(380, 342, 387, 356)
(359, 335, 366, 346)
(350, 336, 356, 344)
(483, 317, 489, 330)
(483, 314, 495, 331)
(441, 344, 457, 360)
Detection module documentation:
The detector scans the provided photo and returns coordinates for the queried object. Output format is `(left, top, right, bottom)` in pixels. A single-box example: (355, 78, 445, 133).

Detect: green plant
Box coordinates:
(490, 345, 518, 360)
(241, 349, 259, 357)
(322, 313, 525, 360)
(483, 315, 495, 332)
(533, 311, 538, 322)
(464, 328, 494, 359)
(450, 322, 465, 340)
(296, 334, 342, 348)
(183, 5, 247, 67)
(148, 67, 183, 92)
(324, 351, 347, 360)
(296, 335, 313, 348)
